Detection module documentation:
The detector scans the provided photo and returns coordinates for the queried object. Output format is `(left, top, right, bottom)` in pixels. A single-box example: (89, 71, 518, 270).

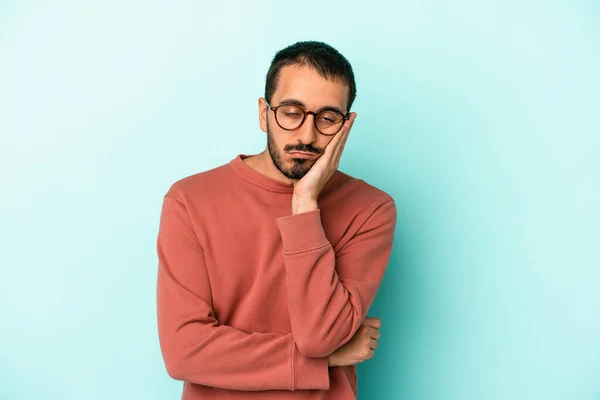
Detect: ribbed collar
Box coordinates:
(229, 154, 295, 194)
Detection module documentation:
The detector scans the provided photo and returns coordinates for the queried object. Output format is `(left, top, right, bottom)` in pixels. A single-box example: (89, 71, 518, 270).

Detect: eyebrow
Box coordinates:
(278, 98, 346, 115)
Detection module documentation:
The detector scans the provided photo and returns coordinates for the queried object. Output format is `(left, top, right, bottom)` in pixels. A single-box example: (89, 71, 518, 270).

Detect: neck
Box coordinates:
(243, 150, 297, 186)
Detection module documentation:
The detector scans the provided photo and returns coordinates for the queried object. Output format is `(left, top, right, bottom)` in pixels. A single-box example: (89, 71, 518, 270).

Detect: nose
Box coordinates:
(296, 113, 318, 145)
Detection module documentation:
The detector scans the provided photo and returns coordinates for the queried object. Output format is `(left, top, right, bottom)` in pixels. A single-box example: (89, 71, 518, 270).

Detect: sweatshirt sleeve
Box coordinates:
(156, 195, 330, 391)
(275, 197, 397, 358)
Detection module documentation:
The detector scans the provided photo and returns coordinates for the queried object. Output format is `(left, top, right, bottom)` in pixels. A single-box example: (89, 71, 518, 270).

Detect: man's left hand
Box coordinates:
(292, 112, 357, 215)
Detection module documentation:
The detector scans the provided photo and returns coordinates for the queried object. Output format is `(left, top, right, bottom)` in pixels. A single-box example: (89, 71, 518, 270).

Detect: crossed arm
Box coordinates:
(156, 194, 396, 391)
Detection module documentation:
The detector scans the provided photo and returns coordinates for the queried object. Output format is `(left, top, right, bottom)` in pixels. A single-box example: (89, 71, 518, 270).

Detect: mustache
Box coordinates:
(283, 144, 323, 154)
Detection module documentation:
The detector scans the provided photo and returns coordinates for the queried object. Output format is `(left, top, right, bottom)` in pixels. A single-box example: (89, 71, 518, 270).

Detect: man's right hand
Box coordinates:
(327, 317, 381, 367)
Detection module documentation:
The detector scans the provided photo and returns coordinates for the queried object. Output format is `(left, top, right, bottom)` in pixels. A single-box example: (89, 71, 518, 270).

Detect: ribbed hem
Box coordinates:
(276, 209, 329, 253)
(292, 342, 330, 390)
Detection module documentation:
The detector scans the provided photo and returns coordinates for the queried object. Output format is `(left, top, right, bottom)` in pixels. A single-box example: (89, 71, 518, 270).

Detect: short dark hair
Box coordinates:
(265, 41, 357, 112)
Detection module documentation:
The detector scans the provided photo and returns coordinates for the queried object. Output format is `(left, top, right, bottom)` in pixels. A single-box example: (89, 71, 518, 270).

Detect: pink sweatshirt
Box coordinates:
(156, 154, 397, 399)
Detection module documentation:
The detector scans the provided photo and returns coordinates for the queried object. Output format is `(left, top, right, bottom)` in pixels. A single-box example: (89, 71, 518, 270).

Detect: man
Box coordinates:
(156, 40, 397, 399)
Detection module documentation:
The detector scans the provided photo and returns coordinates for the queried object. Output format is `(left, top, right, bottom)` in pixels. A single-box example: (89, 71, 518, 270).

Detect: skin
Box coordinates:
(244, 64, 380, 366)
(328, 317, 382, 367)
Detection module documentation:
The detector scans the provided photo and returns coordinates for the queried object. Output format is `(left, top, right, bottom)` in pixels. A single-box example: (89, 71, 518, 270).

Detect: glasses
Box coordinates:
(265, 100, 349, 136)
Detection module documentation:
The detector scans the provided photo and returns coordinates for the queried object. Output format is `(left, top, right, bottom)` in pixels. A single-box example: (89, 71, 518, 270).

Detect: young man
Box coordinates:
(156, 41, 397, 399)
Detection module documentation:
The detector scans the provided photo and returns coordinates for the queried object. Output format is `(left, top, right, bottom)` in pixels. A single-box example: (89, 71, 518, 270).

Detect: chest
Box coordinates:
(193, 194, 356, 324)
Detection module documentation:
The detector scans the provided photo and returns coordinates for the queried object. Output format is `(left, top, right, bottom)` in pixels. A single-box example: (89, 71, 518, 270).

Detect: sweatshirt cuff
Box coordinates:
(276, 209, 329, 253)
(293, 343, 330, 390)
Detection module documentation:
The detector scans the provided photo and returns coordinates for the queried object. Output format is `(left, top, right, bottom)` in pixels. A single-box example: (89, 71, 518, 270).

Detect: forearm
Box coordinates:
(276, 200, 397, 357)
(157, 305, 329, 391)
(282, 242, 363, 357)
(292, 195, 318, 215)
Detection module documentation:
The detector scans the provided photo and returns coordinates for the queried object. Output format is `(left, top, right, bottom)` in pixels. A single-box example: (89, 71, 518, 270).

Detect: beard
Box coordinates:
(266, 120, 323, 180)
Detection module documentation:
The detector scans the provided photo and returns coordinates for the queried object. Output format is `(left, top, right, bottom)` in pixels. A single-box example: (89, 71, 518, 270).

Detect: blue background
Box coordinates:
(1, 1, 598, 399)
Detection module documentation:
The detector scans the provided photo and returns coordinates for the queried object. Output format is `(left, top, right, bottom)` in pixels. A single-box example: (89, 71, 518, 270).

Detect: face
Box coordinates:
(259, 65, 350, 180)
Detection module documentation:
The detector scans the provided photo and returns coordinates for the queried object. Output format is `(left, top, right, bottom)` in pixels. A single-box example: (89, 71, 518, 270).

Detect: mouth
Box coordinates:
(288, 151, 316, 159)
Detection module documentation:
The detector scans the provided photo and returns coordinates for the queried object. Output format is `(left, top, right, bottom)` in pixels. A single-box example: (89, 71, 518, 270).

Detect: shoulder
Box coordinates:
(327, 170, 395, 209)
(163, 161, 232, 203)
(321, 170, 396, 235)
(321, 170, 397, 249)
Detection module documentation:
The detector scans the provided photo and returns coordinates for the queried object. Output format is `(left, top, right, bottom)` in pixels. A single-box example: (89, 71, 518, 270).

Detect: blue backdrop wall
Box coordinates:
(0, 1, 598, 399)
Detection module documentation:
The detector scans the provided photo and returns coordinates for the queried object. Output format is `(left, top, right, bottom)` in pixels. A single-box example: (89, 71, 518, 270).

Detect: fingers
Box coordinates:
(323, 112, 356, 161)
(331, 112, 356, 162)
(368, 327, 381, 340)
(366, 349, 375, 360)
(324, 116, 350, 151)
(369, 339, 379, 350)
(364, 316, 381, 329)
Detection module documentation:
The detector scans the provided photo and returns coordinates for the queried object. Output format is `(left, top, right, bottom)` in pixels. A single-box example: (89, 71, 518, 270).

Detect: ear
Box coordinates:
(258, 97, 268, 133)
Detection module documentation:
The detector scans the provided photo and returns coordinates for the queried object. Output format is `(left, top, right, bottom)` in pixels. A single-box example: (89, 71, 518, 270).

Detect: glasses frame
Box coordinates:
(265, 100, 350, 136)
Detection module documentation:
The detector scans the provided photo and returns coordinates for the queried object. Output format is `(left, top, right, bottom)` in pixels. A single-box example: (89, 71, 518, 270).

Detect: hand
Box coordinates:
(327, 316, 381, 367)
(292, 112, 357, 214)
